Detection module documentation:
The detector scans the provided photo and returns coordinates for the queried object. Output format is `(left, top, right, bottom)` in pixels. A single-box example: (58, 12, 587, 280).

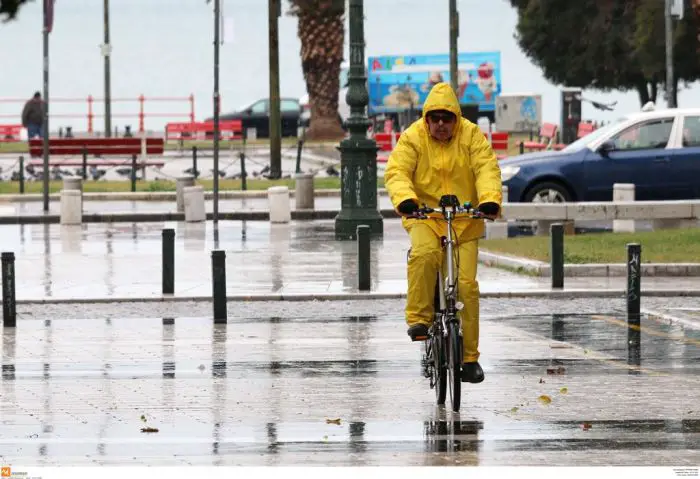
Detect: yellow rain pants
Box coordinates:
(406, 222, 480, 362)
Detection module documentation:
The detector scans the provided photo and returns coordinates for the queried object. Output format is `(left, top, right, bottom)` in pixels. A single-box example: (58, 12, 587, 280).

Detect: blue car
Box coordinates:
(501, 108, 700, 202)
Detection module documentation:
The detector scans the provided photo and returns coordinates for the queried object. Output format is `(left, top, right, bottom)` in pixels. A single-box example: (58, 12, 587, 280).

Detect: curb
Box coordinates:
(7, 288, 700, 306)
(642, 307, 700, 330)
(478, 250, 700, 277)
(0, 209, 401, 225)
(0, 188, 389, 203)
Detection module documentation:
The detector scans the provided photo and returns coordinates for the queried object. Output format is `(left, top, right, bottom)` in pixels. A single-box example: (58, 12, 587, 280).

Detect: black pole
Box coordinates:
(82, 146, 87, 180)
(2, 252, 17, 328)
(212, 250, 227, 324)
(192, 146, 198, 178)
(213, 0, 221, 224)
(295, 136, 304, 174)
(268, 0, 282, 179)
(627, 243, 641, 323)
(162, 228, 175, 295)
(550, 223, 564, 289)
(103, 0, 112, 137)
(42, 6, 50, 213)
(357, 225, 370, 291)
(19, 156, 24, 194)
(240, 152, 247, 191)
(131, 154, 137, 192)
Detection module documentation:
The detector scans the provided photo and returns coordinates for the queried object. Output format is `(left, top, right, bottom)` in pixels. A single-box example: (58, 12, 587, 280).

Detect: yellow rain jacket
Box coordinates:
(384, 82, 502, 241)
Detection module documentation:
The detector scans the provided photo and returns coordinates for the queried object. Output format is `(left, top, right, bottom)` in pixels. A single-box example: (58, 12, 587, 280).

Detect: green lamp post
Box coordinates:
(334, 0, 384, 240)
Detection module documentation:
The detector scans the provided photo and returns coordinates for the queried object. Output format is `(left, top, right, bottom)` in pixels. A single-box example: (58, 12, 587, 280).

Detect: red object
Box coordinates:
(522, 122, 558, 151)
(44, 0, 55, 33)
(0, 124, 23, 142)
(28, 137, 165, 157)
(165, 120, 243, 141)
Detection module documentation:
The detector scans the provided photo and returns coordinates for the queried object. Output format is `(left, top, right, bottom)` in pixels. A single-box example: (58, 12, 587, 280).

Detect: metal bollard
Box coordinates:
(18, 156, 24, 194)
(519, 141, 525, 155)
(550, 223, 564, 289)
(162, 228, 175, 295)
(2, 252, 17, 328)
(212, 250, 227, 324)
(240, 152, 247, 191)
(192, 146, 198, 178)
(82, 146, 88, 180)
(357, 225, 371, 291)
(295, 136, 305, 174)
(626, 243, 641, 323)
(131, 154, 137, 192)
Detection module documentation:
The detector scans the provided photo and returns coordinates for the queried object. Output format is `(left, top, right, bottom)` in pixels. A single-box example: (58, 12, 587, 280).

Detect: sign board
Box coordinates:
(367, 52, 501, 115)
(495, 94, 542, 133)
(671, 0, 684, 18)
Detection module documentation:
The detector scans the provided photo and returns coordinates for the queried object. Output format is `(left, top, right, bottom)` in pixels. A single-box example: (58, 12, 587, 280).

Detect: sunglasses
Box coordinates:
(427, 112, 456, 124)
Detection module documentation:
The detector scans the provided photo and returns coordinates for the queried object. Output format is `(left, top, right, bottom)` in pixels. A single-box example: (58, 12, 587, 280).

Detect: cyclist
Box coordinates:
(384, 82, 502, 384)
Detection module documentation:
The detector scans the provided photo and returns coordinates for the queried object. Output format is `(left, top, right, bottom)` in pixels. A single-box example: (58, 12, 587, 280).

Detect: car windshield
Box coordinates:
(561, 118, 627, 152)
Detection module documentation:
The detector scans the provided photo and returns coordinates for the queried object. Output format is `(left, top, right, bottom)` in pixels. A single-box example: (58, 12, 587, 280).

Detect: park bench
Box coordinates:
(27, 137, 165, 181)
(165, 119, 243, 143)
(520, 122, 558, 152)
(0, 124, 23, 142)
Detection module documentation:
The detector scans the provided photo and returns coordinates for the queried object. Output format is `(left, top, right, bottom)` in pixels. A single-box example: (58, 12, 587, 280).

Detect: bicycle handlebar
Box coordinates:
(407, 202, 495, 221)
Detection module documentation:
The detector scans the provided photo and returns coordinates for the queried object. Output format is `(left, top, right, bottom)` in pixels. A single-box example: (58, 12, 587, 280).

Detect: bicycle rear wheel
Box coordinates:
(447, 321, 462, 412)
(432, 332, 447, 405)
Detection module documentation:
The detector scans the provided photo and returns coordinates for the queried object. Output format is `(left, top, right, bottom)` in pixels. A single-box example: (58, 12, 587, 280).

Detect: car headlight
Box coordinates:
(501, 166, 521, 182)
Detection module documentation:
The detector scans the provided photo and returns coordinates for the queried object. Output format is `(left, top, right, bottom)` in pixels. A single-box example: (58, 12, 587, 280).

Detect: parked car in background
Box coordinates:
(205, 97, 301, 138)
(501, 108, 700, 203)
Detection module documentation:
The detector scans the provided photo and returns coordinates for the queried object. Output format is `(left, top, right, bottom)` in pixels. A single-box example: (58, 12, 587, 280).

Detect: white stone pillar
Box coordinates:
(184, 185, 206, 222)
(613, 183, 635, 233)
(60, 190, 82, 225)
(268, 186, 291, 223)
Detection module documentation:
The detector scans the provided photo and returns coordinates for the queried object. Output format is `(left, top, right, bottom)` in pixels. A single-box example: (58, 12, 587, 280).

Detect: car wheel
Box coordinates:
(524, 181, 572, 203)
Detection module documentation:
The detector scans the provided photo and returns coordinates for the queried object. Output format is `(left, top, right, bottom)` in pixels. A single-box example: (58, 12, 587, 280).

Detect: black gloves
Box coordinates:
(478, 202, 500, 217)
(398, 199, 419, 215)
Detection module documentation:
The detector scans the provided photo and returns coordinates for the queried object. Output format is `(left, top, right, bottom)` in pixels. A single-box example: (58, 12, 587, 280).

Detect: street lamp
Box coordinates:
(103, 0, 112, 137)
(334, 0, 383, 240)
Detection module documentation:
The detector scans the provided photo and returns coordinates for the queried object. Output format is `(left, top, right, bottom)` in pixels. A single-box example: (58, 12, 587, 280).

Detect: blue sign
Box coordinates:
(367, 52, 502, 115)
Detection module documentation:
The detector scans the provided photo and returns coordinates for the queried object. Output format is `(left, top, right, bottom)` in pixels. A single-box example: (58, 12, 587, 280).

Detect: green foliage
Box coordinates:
(0, 0, 31, 21)
(508, 0, 700, 106)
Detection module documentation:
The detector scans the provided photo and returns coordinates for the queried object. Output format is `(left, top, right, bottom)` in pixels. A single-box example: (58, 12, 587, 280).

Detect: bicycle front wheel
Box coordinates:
(447, 321, 462, 412)
(432, 333, 447, 405)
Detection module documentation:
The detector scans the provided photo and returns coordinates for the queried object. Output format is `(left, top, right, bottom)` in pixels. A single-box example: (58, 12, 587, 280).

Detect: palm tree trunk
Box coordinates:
(290, 0, 345, 141)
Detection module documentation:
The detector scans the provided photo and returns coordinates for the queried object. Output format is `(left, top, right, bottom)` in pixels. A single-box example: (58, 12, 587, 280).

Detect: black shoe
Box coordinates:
(407, 323, 429, 342)
(461, 362, 484, 383)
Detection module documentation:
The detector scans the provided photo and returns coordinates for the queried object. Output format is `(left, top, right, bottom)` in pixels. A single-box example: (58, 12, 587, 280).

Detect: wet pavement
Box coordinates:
(1, 306, 699, 466)
(1, 219, 699, 301)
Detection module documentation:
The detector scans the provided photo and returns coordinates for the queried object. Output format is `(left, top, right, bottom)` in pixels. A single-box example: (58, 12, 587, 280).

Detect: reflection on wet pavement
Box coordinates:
(1, 311, 699, 466)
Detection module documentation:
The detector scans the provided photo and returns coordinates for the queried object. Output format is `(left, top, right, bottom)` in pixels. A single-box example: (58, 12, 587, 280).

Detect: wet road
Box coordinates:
(1, 219, 698, 302)
(1, 308, 699, 466)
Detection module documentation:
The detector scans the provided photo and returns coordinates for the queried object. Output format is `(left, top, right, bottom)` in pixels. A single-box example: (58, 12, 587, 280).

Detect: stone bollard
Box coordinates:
(63, 177, 82, 192)
(60, 190, 82, 225)
(176, 176, 196, 213)
(295, 172, 315, 210)
(184, 185, 206, 222)
(613, 183, 635, 233)
(268, 186, 291, 223)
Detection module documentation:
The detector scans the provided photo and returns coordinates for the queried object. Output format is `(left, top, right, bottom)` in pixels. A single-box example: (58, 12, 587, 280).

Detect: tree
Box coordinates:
(508, 0, 700, 107)
(289, 0, 345, 140)
(0, 0, 31, 21)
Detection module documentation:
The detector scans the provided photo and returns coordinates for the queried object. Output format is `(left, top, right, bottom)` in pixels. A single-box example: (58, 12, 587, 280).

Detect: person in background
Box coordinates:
(22, 92, 45, 139)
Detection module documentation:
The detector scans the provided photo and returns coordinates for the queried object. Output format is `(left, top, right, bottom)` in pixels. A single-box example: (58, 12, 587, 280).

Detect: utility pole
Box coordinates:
(449, 0, 459, 96)
(213, 0, 221, 224)
(103, 0, 112, 137)
(42, 0, 51, 213)
(268, 0, 282, 179)
(665, 0, 676, 108)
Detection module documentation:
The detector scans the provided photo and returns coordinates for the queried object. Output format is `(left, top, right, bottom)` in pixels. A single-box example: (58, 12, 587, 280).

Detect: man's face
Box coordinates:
(426, 110, 456, 142)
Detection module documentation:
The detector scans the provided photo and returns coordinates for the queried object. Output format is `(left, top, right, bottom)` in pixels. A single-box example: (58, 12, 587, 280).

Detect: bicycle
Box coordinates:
(408, 194, 492, 413)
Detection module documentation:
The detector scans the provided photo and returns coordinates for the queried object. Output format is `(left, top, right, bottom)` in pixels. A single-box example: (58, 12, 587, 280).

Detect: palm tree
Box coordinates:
(289, 0, 345, 141)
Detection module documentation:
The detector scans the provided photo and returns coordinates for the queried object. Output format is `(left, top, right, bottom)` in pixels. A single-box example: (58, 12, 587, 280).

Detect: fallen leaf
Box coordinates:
(559, 387, 568, 394)
(538, 395, 552, 404)
(582, 423, 592, 431)
(584, 349, 590, 354)
(510, 407, 519, 413)
(323, 435, 329, 441)
(546, 366, 567, 375)
(325, 418, 342, 425)
(140, 427, 159, 433)
(539, 378, 545, 384)
(140, 415, 147, 423)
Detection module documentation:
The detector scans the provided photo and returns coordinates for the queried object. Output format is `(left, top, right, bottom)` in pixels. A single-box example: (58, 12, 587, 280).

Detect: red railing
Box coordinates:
(0, 94, 196, 136)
